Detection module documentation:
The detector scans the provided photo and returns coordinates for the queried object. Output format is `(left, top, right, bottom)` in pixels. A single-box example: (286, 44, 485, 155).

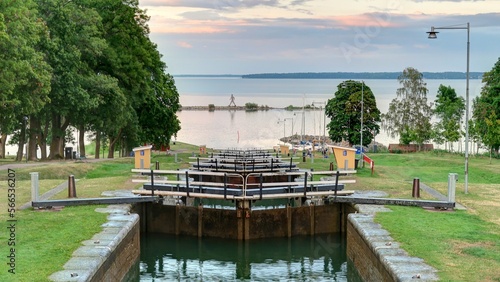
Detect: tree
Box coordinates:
(484, 113, 500, 160)
(472, 57, 500, 155)
(35, 0, 106, 159)
(382, 67, 433, 147)
(0, 0, 52, 159)
(90, 0, 180, 157)
(433, 85, 465, 151)
(325, 80, 381, 147)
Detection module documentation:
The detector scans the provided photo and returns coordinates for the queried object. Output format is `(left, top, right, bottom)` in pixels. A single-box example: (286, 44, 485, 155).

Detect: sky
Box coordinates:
(138, 0, 500, 75)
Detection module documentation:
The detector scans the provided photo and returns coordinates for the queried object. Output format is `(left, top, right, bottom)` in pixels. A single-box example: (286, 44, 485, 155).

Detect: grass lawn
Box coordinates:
(0, 143, 499, 281)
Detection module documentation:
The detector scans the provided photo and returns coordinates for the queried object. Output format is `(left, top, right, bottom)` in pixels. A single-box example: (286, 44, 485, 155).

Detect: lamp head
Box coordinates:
(427, 27, 438, 39)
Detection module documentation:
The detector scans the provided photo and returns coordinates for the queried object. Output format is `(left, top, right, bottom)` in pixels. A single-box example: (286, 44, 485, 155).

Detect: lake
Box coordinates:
(174, 77, 484, 150)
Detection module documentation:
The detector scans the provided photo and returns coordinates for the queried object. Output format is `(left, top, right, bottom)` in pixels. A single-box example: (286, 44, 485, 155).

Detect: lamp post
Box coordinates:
(278, 118, 293, 144)
(427, 22, 470, 194)
(24, 116, 28, 163)
(312, 101, 326, 144)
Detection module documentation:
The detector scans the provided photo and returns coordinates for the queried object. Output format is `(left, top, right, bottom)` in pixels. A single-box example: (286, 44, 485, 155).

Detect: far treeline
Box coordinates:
(0, 0, 181, 160)
(242, 72, 484, 80)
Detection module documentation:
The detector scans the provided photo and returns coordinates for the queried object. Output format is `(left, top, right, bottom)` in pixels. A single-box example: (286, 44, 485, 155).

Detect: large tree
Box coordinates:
(35, 0, 105, 159)
(0, 0, 51, 159)
(472, 57, 500, 155)
(90, 0, 180, 157)
(382, 67, 433, 146)
(433, 85, 465, 152)
(325, 80, 380, 147)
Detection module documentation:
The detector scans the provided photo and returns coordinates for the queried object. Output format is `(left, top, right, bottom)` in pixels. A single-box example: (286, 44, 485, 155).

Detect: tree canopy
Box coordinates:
(382, 67, 433, 146)
(472, 57, 500, 155)
(433, 85, 465, 151)
(0, 0, 180, 160)
(0, 0, 51, 159)
(325, 80, 381, 147)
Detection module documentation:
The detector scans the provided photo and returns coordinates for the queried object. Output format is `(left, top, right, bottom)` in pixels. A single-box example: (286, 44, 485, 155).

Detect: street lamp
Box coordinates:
(427, 22, 470, 194)
(278, 118, 293, 144)
(312, 101, 326, 144)
(24, 116, 28, 162)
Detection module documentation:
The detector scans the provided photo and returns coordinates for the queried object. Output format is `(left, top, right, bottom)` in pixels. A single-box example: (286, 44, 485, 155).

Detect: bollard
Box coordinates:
(68, 175, 77, 198)
(412, 178, 420, 198)
(155, 161, 160, 170)
(30, 172, 39, 202)
(174, 153, 178, 163)
(329, 162, 334, 171)
(448, 173, 458, 203)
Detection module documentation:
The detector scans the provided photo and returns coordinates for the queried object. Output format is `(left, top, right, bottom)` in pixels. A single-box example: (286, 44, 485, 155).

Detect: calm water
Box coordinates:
(174, 77, 483, 149)
(140, 233, 348, 281)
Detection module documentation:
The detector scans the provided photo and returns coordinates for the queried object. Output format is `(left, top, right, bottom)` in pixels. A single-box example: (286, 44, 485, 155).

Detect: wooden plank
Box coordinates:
(131, 169, 241, 177)
(329, 196, 455, 208)
(132, 179, 185, 184)
(310, 170, 357, 175)
(32, 196, 157, 208)
(131, 189, 355, 199)
(246, 180, 356, 188)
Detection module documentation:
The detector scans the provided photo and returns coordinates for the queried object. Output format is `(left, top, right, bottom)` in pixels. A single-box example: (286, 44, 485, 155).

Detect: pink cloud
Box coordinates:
(333, 14, 400, 28)
(177, 41, 193, 48)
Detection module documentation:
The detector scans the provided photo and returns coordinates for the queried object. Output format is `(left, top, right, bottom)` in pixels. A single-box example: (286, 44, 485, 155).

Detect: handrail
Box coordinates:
(133, 169, 354, 200)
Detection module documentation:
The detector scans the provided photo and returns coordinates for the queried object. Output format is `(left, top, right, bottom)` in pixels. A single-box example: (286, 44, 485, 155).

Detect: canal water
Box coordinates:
(139, 232, 349, 281)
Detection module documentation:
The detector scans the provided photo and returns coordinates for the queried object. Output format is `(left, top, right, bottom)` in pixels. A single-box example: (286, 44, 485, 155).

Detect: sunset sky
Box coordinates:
(139, 0, 500, 75)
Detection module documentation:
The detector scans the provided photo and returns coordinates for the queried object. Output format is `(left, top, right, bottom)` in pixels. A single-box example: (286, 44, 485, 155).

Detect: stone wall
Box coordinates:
(50, 205, 140, 282)
(346, 205, 439, 281)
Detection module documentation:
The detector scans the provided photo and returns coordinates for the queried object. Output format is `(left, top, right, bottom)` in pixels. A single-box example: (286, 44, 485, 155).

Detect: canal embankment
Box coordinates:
(347, 201, 439, 281)
(49, 204, 140, 282)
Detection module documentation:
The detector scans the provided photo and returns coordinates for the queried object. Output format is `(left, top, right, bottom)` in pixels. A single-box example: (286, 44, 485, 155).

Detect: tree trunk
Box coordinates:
(95, 131, 101, 159)
(107, 141, 115, 158)
(16, 122, 27, 161)
(48, 114, 70, 159)
(107, 131, 121, 159)
(28, 116, 39, 161)
(79, 125, 86, 157)
(0, 133, 7, 158)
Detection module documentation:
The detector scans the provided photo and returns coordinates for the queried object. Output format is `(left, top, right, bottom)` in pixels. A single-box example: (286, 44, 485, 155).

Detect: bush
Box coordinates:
(245, 102, 258, 111)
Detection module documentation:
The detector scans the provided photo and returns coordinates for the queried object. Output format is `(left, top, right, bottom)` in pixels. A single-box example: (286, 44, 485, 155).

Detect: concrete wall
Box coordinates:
(139, 202, 344, 240)
(50, 205, 140, 282)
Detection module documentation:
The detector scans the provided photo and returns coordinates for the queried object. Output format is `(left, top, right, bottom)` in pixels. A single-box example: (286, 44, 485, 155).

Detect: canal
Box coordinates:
(139, 232, 349, 281)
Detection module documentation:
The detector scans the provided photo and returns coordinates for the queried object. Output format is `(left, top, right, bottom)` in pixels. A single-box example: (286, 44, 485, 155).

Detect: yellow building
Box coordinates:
(330, 145, 357, 170)
(133, 145, 153, 169)
(279, 145, 290, 156)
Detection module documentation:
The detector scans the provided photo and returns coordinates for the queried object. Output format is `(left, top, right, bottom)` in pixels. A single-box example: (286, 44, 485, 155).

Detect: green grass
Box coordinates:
(1, 145, 499, 281)
(0, 157, 135, 281)
(0, 206, 107, 282)
(376, 206, 500, 281)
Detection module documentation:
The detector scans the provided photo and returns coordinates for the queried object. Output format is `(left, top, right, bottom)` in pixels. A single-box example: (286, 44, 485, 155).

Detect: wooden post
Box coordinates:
(68, 175, 77, 198)
(287, 204, 292, 237)
(310, 203, 315, 235)
(198, 204, 203, 238)
(175, 204, 180, 235)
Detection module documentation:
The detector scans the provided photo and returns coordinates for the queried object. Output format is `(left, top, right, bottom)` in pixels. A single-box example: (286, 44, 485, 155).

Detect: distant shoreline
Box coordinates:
(180, 105, 277, 111)
(174, 71, 483, 80)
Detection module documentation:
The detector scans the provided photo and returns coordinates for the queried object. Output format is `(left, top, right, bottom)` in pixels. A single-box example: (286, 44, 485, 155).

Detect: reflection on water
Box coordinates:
(140, 233, 348, 281)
